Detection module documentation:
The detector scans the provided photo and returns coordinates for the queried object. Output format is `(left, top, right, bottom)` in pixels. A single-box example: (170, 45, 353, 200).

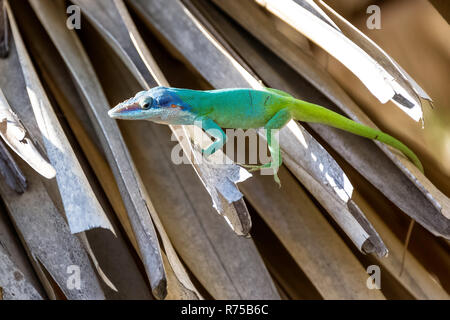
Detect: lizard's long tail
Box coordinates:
(289, 97, 421, 275)
(289, 98, 424, 173)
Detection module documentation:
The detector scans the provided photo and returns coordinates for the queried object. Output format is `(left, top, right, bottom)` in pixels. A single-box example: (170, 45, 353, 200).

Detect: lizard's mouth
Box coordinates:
(108, 101, 142, 119)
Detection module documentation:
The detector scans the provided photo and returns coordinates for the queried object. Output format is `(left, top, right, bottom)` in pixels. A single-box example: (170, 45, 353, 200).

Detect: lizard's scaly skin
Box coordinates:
(289, 98, 424, 173)
(109, 86, 424, 183)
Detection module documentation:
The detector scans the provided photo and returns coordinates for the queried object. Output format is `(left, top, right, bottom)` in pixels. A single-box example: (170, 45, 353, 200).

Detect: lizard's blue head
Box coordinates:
(108, 86, 194, 124)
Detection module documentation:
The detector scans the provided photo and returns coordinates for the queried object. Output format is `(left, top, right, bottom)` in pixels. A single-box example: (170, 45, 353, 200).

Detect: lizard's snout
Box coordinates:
(108, 101, 141, 119)
(107, 107, 119, 118)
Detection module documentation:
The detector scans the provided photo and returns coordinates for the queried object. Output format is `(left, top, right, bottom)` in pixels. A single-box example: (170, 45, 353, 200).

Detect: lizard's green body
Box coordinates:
(108, 86, 423, 184)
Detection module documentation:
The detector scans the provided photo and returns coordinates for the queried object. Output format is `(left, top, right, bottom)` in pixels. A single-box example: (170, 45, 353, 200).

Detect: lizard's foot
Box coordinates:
(241, 163, 281, 187)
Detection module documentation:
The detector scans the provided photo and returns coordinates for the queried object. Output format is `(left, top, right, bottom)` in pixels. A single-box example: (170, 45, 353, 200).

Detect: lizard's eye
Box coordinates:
(141, 97, 153, 110)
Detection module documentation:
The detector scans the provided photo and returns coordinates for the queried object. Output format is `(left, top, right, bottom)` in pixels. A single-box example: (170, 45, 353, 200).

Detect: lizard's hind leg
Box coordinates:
(242, 108, 291, 186)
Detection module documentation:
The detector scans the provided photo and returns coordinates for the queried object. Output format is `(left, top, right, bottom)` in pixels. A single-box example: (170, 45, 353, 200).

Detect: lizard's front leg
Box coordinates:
(242, 108, 291, 186)
(195, 116, 227, 157)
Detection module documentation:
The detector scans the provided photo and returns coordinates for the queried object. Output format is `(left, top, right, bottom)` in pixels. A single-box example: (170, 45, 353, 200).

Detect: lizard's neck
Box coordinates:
(165, 88, 210, 110)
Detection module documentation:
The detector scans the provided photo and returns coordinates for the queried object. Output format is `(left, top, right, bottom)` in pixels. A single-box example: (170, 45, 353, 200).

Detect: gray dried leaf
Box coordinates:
(133, 0, 387, 297)
(311, 124, 450, 237)
(0, 206, 44, 300)
(0, 88, 55, 180)
(68, 0, 279, 298)
(168, 0, 387, 256)
(260, 0, 428, 122)
(0, 138, 26, 193)
(28, 0, 166, 298)
(0, 164, 106, 299)
(240, 167, 385, 299)
(277, 124, 387, 256)
(5, 0, 114, 235)
(171, 124, 252, 214)
(211, 0, 450, 238)
(122, 121, 279, 299)
(74, 0, 252, 236)
(355, 196, 449, 299)
(126, 0, 253, 230)
(0, 245, 43, 300)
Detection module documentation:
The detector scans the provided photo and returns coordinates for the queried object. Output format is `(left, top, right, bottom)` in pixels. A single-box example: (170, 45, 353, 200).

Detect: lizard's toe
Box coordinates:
(274, 173, 282, 188)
